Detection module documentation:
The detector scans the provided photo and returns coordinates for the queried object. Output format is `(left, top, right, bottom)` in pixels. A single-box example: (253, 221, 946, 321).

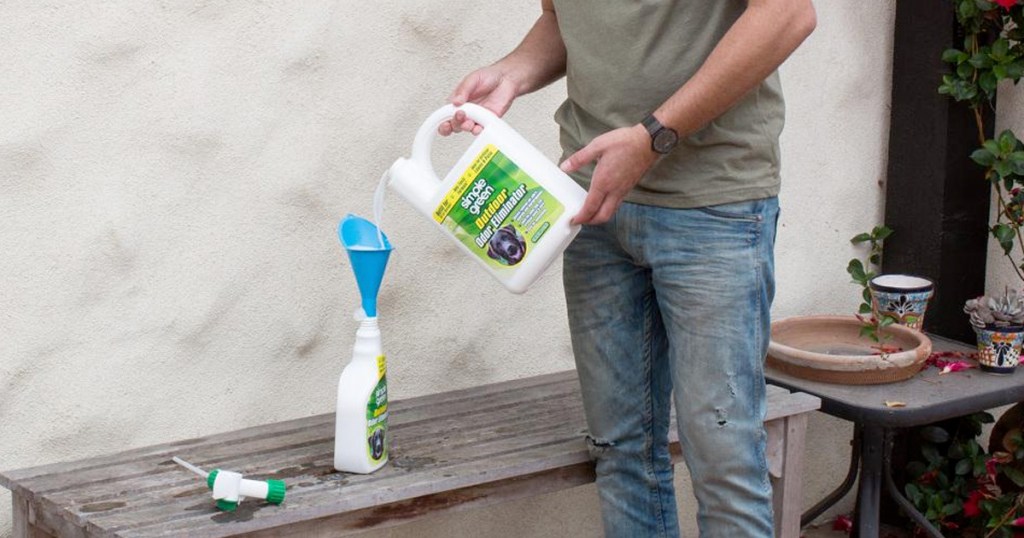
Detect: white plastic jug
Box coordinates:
(388, 103, 587, 294)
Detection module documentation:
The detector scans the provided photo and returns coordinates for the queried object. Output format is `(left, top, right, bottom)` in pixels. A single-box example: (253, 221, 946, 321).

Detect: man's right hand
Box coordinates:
(438, 64, 520, 137)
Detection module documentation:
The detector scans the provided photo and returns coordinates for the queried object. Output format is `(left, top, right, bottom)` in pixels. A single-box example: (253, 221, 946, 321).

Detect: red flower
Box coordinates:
(832, 514, 853, 532)
(996, 0, 1017, 10)
(964, 489, 985, 518)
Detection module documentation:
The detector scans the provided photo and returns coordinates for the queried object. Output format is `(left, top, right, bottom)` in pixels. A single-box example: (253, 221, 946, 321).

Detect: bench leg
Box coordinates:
(768, 414, 809, 538)
(12, 494, 52, 538)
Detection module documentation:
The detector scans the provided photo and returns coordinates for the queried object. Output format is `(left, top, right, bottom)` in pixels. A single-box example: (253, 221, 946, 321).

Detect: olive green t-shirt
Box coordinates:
(551, 0, 785, 209)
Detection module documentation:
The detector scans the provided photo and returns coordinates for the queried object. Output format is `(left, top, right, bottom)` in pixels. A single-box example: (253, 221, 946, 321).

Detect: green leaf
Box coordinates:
(969, 51, 993, 68)
(879, 315, 897, 327)
(985, 139, 1004, 156)
(959, 61, 977, 79)
(850, 232, 873, 244)
(972, 148, 997, 166)
(1004, 466, 1024, 487)
(981, 71, 1000, 95)
(995, 160, 1014, 179)
(956, 458, 972, 475)
(1008, 61, 1024, 81)
(922, 444, 942, 465)
(847, 259, 866, 282)
(920, 426, 950, 443)
(1000, 129, 1018, 154)
(862, 287, 872, 304)
(859, 303, 873, 315)
(993, 223, 1017, 255)
(906, 482, 923, 504)
(993, 38, 1011, 61)
(873, 225, 894, 240)
(945, 48, 965, 63)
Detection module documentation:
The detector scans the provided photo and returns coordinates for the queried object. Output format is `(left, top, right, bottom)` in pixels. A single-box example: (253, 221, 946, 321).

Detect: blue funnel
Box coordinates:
(339, 214, 392, 318)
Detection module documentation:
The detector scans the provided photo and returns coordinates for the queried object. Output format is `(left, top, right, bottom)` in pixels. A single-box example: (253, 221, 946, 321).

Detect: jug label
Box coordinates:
(366, 355, 388, 464)
(432, 144, 564, 268)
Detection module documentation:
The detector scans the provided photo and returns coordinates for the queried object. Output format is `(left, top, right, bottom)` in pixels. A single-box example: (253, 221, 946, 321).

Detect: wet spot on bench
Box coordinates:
(211, 502, 261, 523)
(391, 455, 436, 471)
(80, 501, 126, 513)
(266, 462, 334, 481)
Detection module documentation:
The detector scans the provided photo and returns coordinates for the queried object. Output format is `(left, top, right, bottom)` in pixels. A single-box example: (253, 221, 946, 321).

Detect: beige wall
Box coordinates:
(0, 1, 894, 536)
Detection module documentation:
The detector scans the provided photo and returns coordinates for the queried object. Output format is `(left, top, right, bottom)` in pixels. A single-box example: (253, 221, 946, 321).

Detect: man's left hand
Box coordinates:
(561, 124, 657, 225)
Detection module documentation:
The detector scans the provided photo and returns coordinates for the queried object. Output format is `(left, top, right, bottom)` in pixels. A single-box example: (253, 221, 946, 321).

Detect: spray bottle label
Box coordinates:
(366, 355, 388, 464)
(432, 144, 565, 269)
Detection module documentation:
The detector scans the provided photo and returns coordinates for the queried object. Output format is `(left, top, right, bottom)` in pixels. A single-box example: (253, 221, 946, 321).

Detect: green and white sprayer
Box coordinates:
(335, 214, 392, 474)
(172, 457, 285, 511)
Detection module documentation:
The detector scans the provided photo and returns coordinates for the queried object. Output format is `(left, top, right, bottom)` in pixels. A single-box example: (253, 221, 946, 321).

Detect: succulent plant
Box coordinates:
(964, 287, 1024, 328)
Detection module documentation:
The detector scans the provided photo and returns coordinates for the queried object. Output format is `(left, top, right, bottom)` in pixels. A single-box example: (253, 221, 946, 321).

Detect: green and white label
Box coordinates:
(366, 355, 387, 464)
(432, 145, 565, 269)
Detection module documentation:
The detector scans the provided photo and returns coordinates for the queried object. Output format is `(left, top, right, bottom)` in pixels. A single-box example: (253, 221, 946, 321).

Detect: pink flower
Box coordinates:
(996, 0, 1017, 10)
(939, 360, 975, 374)
(1013, 516, 1024, 526)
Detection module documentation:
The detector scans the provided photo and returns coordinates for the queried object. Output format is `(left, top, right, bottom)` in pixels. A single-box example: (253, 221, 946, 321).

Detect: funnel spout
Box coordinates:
(339, 215, 392, 318)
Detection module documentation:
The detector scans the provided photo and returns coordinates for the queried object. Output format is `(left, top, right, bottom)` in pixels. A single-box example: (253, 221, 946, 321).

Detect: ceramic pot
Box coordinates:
(973, 324, 1024, 374)
(868, 274, 935, 330)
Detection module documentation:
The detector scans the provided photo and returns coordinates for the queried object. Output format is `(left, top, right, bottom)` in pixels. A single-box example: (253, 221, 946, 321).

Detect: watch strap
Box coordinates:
(641, 114, 662, 137)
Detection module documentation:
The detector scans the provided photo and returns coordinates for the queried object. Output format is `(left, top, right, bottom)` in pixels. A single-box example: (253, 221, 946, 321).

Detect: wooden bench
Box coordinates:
(2, 370, 820, 538)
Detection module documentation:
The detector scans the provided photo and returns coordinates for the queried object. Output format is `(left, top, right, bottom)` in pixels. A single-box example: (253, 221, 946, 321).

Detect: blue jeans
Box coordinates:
(563, 197, 779, 537)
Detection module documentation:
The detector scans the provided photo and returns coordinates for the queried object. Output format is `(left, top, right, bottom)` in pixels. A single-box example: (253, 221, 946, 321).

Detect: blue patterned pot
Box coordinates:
(973, 324, 1024, 374)
(869, 274, 934, 330)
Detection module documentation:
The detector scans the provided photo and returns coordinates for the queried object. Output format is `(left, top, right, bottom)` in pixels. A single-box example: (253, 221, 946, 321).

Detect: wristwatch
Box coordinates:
(641, 113, 679, 155)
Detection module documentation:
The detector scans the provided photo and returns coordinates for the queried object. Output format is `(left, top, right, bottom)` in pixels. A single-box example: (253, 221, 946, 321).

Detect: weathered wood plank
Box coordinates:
(44, 387, 585, 513)
(128, 464, 598, 538)
(84, 415, 589, 533)
(0, 373, 576, 494)
(12, 494, 54, 538)
(771, 414, 810, 538)
(61, 392, 586, 530)
(1, 370, 819, 538)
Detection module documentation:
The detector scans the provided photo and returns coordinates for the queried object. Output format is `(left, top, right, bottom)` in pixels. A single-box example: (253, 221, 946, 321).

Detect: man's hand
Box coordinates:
(562, 124, 657, 225)
(438, 65, 520, 136)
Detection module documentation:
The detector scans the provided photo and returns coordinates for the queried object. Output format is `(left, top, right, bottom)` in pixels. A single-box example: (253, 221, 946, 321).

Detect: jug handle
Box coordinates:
(411, 103, 500, 182)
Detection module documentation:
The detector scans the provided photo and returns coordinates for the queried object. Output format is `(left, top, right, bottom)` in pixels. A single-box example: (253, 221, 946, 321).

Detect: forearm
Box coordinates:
(654, 0, 816, 135)
(495, 0, 566, 97)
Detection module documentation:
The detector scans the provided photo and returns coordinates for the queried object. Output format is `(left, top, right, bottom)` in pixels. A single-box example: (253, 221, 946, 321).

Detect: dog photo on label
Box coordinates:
(487, 224, 526, 265)
(368, 428, 385, 460)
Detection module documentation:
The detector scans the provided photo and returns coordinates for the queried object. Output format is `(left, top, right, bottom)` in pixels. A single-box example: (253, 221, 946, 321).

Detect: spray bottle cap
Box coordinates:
(174, 457, 286, 511)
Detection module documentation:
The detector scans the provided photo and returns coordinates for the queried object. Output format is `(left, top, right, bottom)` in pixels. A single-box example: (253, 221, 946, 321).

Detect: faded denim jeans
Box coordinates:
(563, 197, 779, 537)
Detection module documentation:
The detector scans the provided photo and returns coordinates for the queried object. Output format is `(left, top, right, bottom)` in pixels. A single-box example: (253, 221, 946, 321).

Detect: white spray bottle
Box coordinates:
(334, 214, 392, 474)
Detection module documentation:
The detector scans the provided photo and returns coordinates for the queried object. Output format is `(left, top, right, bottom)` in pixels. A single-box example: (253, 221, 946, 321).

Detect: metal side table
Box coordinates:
(765, 334, 1024, 537)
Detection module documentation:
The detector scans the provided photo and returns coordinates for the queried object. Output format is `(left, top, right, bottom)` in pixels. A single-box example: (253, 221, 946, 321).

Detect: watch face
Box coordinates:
(653, 129, 678, 154)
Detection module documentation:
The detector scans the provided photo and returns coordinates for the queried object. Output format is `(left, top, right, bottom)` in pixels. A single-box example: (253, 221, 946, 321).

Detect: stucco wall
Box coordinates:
(0, 1, 894, 536)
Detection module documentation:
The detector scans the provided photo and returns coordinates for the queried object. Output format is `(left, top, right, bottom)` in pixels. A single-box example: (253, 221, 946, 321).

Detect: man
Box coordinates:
(441, 0, 815, 535)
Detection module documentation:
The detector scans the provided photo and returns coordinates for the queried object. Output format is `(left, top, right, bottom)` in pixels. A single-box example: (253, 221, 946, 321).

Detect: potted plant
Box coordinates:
(765, 226, 934, 386)
(941, 0, 1024, 286)
(964, 288, 1024, 373)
